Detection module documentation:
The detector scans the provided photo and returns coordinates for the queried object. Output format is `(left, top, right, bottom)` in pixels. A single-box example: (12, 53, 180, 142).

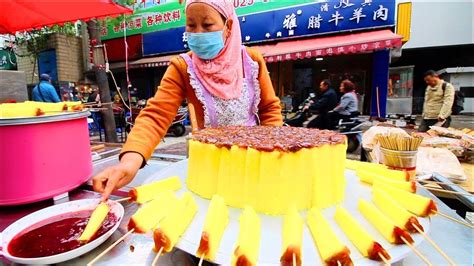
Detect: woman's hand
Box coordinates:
(92, 152, 143, 201)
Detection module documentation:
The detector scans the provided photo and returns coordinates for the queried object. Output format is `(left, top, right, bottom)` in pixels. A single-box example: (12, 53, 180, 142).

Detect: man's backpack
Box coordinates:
(442, 82, 465, 115)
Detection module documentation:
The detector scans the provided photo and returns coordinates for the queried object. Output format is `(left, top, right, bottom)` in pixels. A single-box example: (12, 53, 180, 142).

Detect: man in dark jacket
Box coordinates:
(306, 79, 338, 129)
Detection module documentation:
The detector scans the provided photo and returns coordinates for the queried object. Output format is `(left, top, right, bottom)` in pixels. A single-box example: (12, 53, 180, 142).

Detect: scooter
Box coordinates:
(284, 93, 316, 127)
(333, 112, 365, 153)
(126, 105, 188, 137)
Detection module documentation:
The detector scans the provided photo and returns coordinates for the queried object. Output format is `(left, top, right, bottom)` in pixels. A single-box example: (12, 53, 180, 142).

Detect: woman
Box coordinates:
(93, 0, 283, 200)
(329, 79, 359, 128)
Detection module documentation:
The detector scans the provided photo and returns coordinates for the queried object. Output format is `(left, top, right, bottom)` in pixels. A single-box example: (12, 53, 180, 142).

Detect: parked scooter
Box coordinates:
(126, 105, 188, 137)
(332, 112, 364, 153)
(284, 93, 316, 127)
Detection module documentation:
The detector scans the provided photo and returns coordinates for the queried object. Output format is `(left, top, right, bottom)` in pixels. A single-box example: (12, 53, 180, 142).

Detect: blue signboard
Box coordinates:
(144, 0, 395, 56)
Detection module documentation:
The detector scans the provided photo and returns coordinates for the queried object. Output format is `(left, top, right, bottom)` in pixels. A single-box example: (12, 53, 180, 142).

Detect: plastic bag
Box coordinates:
(416, 147, 467, 183)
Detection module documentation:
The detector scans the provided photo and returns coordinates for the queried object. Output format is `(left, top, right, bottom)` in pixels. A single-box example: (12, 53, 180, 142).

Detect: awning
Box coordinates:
(110, 54, 177, 70)
(255, 30, 403, 63)
(0, 0, 132, 34)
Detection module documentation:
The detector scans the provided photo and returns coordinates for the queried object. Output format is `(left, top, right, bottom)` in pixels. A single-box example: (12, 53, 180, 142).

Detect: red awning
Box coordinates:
(0, 0, 132, 34)
(256, 30, 402, 63)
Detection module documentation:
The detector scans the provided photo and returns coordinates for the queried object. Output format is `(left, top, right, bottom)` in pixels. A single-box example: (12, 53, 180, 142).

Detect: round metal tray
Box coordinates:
(142, 160, 430, 266)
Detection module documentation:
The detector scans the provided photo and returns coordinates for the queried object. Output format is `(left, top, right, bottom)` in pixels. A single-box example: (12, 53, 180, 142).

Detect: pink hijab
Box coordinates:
(185, 0, 243, 100)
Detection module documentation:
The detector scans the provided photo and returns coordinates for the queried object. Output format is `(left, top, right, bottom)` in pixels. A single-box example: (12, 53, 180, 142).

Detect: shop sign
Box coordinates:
(142, 0, 395, 56)
(101, 0, 307, 40)
(0, 49, 16, 70)
(265, 38, 402, 63)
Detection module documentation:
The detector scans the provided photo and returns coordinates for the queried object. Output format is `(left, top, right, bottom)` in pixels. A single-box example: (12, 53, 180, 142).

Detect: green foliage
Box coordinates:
(15, 23, 77, 58)
(103, 0, 140, 28)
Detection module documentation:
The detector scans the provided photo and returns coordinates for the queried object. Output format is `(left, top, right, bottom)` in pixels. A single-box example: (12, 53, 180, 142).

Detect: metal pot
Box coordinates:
(0, 111, 92, 205)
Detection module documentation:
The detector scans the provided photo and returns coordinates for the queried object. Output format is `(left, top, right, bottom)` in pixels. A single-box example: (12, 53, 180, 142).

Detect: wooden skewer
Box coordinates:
(418, 180, 455, 186)
(411, 223, 455, 266)
(87, 228, 135, 266)
(198, 254, 204, 266)
(433, 211, 474, 229)
(419, 185, 473, 197)
(379, 252, 391, 266)
(293, 253, 297, 266)
(114, 197, 132, 203)
(401, 236, 432, 266)
(337, 260, 342, 266)
(152, 247, 164, 266)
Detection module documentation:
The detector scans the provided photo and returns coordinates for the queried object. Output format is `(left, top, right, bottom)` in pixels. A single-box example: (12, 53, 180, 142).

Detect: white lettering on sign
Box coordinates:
(283, 13, 298, 30)
(350, 7, 366, 23)
(334, 0, 354, 9)
(320, 3, 329, 12)
(182, 32, 188, 43)
(362, 0, 372, 6)
(373, 5, 388, 21)
(308, 14, 323, 29)
(0, 56, 6, 67)
(329, 10, 344, 26)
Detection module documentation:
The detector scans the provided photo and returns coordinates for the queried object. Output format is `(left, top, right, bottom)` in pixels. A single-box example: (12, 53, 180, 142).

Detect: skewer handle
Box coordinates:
(198, 254, 204, 266)
(434, 211, 474, 229)
(419, 185, 473, 197)
(379, 252, 391, 266)
(412, 223, 455, 266)
(293, 252, 297, 266)
(152, 247, 164, 266)
(87, 229, 135, 266)
(401, 236, 432, 266)
(114, 197, 132, 203)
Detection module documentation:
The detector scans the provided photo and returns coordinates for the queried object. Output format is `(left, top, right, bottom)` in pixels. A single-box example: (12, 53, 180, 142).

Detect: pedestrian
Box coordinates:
(93, 0, 282, 200)
(419, 70, 455, 132)
(32, 74, 61, 103)
(329, 79, 359, 129)
(305, 79, 338, 129)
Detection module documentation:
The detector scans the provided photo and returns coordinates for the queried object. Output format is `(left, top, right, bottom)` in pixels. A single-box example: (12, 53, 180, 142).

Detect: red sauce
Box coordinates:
(410, 181, 417, 193)
(368, 242, 391, 261)
(325, 247, 353, 266)
(393, 226, 413, 244)
(233, 246, 253, 266)
(153, 228, 171, 253)
(191, 126, 346, 152)
(128, 188, 138, 202)
(197, 232, 210, 257)
(8, 211, 117, 258)
(127, 217, 146, 234)
(424, 200, 438, 217)
(280, 245, 302, 266)
(405, 216, 423, 233)
(235, 255, 252, 266)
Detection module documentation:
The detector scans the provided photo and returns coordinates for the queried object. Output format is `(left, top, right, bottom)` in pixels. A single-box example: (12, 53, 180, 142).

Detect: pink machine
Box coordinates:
(0, 111, 92, 206)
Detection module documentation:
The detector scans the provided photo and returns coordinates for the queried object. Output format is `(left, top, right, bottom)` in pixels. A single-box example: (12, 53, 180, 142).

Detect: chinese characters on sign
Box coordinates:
(306, 0, 391, 31)
(264, 38, 401, 63)
(113, 9, 181, 34)
(283, 13, 298, 36)
(142, 0, 395, 56)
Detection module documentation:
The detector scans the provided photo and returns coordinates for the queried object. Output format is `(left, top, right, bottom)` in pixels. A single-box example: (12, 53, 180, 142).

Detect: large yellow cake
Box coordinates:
(187, 126, 347, 215)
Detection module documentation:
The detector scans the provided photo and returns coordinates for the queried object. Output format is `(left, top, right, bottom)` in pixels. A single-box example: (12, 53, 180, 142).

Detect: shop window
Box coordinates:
(389, 66, 414, 98)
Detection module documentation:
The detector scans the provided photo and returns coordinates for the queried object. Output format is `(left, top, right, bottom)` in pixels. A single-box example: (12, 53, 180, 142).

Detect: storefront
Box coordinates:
(102, 0, 401, 117)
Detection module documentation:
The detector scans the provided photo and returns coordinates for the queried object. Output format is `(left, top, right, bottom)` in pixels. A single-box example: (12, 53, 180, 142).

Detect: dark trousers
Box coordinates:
(307, 113, 331, 129)
(328, 112, 353, 129)
(419, 116, 452, 132)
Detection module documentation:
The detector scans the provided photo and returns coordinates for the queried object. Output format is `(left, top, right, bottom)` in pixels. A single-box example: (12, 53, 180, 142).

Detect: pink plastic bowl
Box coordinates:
(0, 111, 92, 206)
